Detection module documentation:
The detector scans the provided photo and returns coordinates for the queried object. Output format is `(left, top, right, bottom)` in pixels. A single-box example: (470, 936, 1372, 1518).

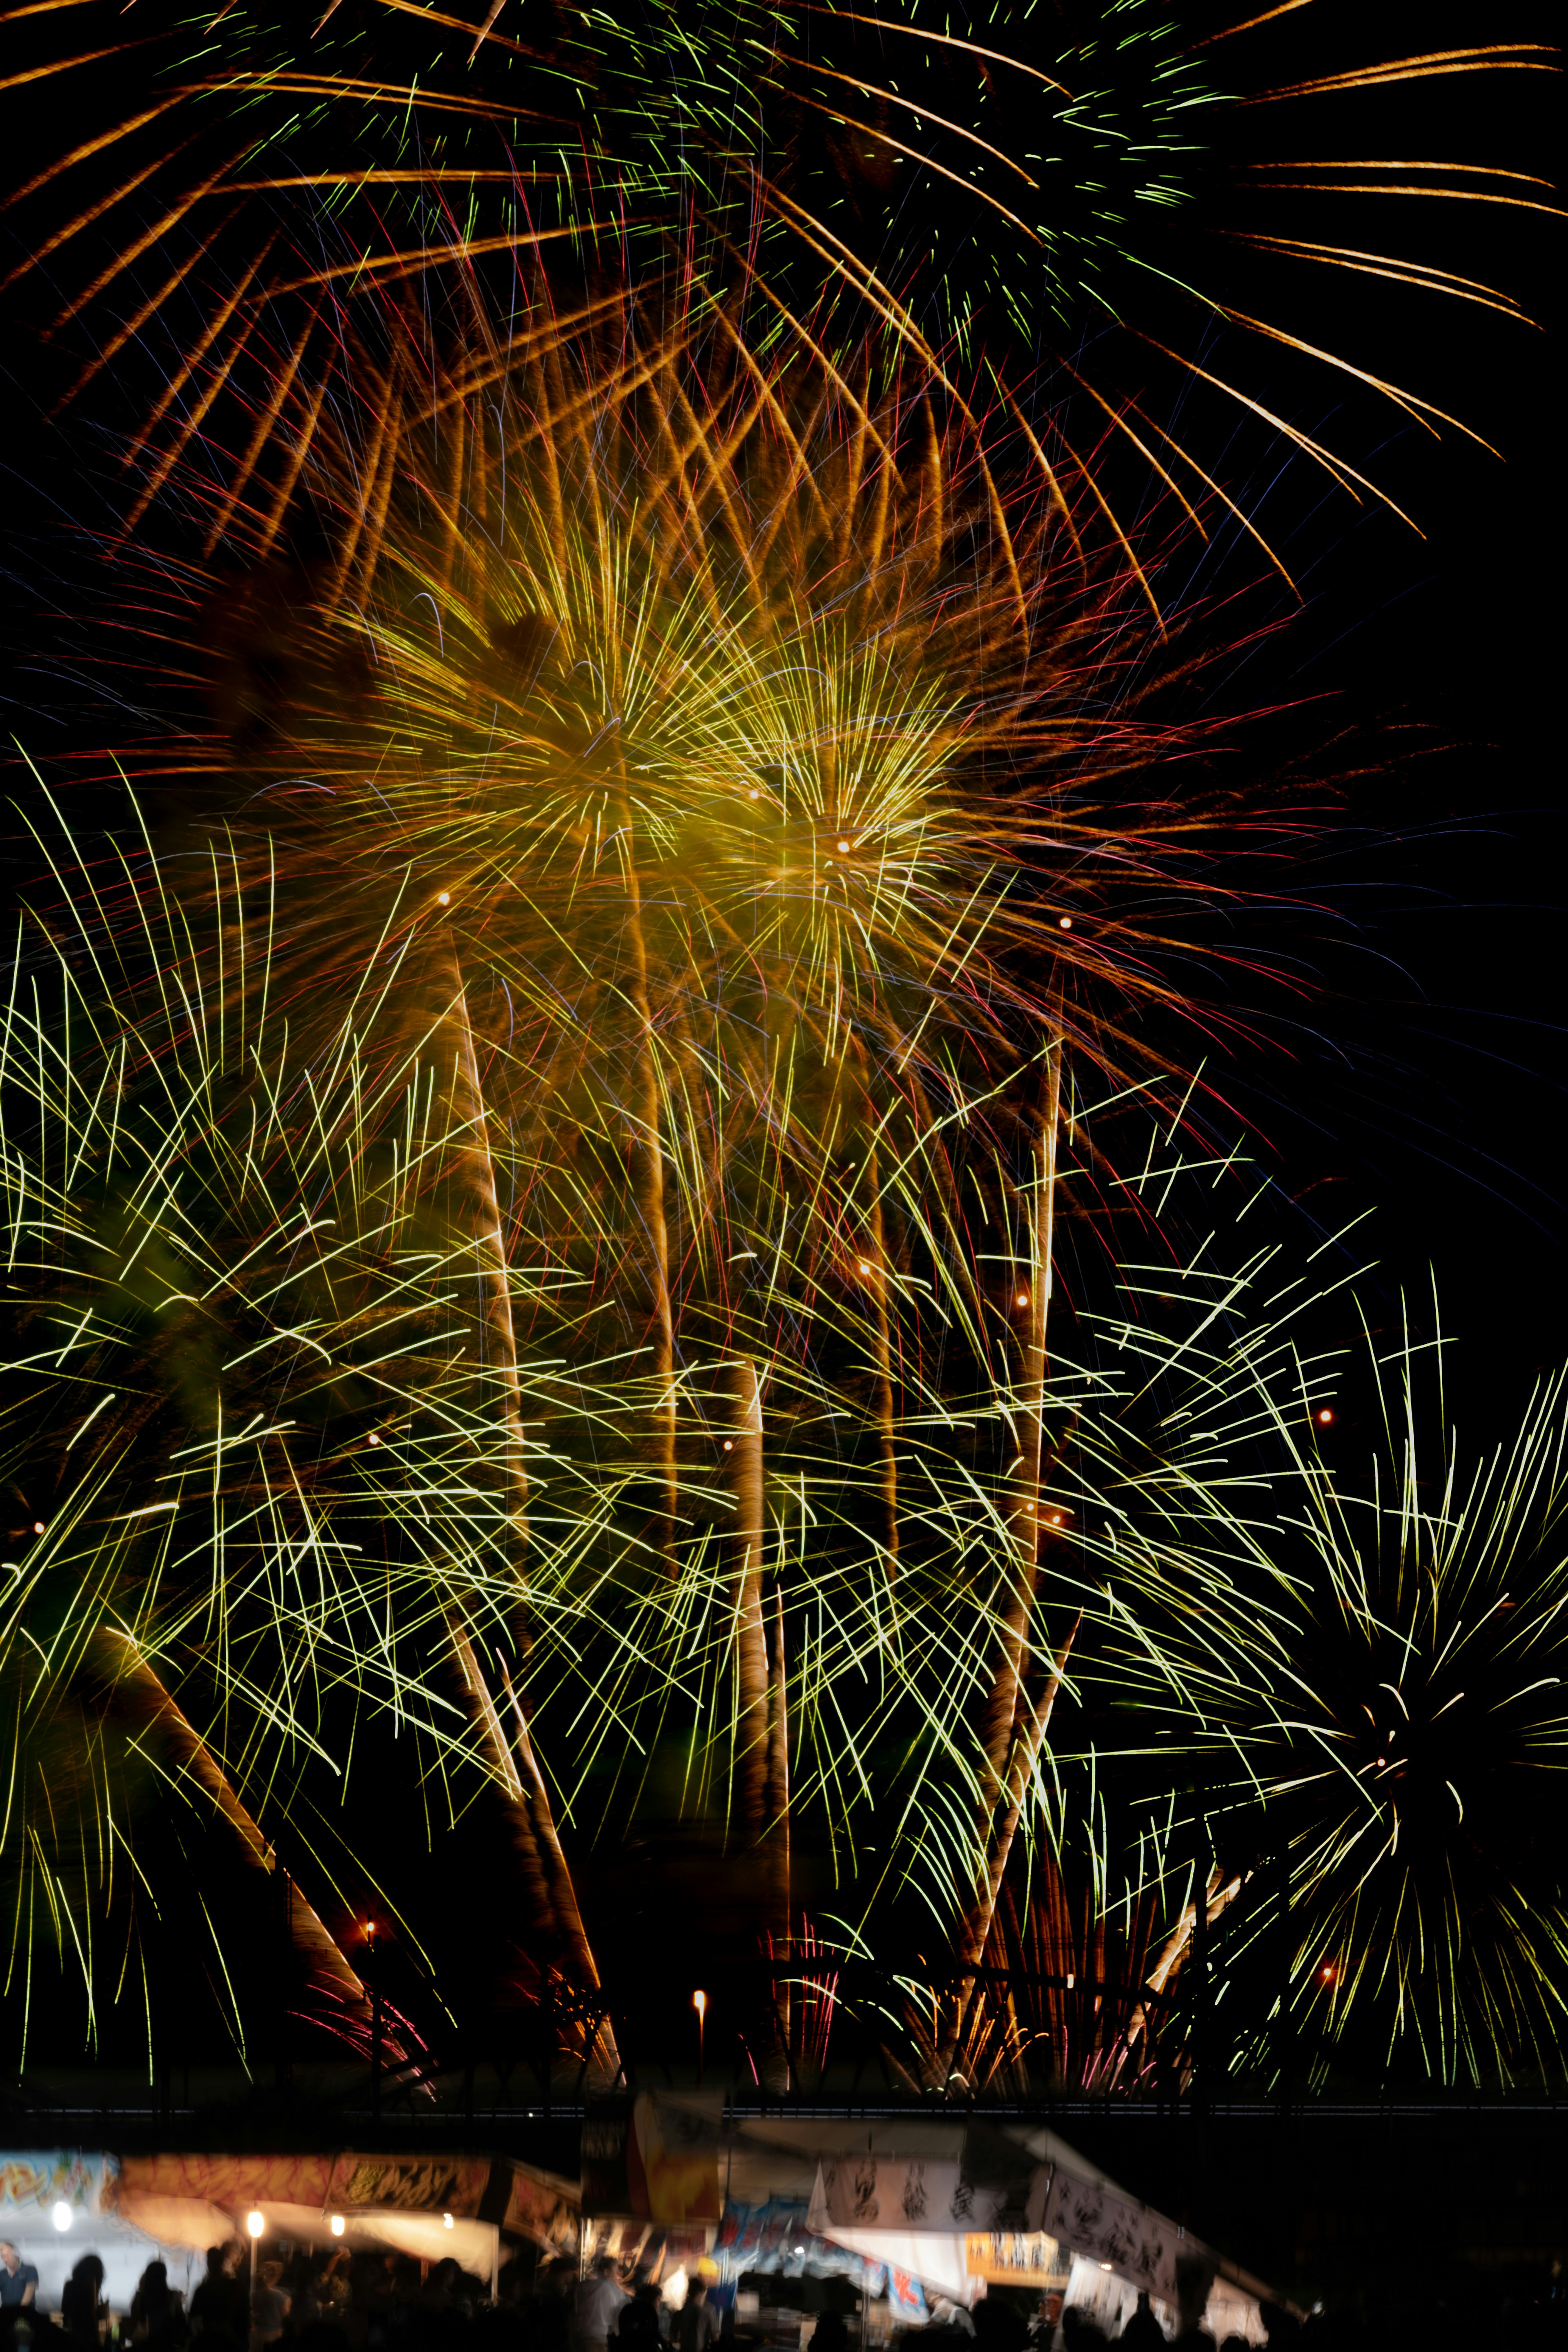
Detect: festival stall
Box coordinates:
(0, 2149, 578, 2315)
(579, 2103, 1290, 2342)
(712, 2116, 1287, 2344)
(114, 2152, 579, 2290)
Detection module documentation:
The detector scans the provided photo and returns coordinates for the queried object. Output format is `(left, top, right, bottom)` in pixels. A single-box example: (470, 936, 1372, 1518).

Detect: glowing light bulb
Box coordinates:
(1050, 1513, 1063, 1527)
(1318, 1408, 1334, 1425)
(722, 1439, 733, 1451)
(52, 2203, 71, 2233)
(443, 2214, 454, 2232)
(837, 838, 850, 853)
(247, 2212, 265, 2240)
(368, 1432, 381, 1446)
(330, 2216, 345, 2238)
(32, 1521, 45, 1536)
(1058, 915, 1072, 931)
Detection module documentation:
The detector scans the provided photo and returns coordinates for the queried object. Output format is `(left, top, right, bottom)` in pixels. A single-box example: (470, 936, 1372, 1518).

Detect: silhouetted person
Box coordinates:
(1118, 2295, 1165, 2350)
(131, 2261, 187, 2348)
(974, 2300, 1027, 2352)
(192, 2246, 247, 2350)
(60, 2259, 105, 2349)
(616, 2296, 662, 2352)
(673, 2292, 718, 2352)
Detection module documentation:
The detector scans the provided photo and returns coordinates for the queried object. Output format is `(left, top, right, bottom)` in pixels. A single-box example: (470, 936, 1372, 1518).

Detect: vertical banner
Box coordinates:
(631, 2097, 721, 2224)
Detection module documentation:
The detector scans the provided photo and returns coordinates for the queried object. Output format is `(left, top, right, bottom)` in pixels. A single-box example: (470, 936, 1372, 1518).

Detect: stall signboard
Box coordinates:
(0, 2154, 117, 2222)
(964, 2234, 1069, 2290)
(115, 2153, 493, 2218)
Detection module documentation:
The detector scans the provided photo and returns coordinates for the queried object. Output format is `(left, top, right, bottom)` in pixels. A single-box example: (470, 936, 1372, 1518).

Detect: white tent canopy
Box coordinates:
(715, 2117, 1287, 2337)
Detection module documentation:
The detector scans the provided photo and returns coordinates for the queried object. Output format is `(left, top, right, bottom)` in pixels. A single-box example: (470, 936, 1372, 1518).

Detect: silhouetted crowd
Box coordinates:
(0, 2242, 1560, 2352)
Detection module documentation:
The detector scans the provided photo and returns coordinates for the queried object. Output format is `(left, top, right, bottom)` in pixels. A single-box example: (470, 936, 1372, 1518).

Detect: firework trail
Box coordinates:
(2, 283, 1329, 2069)
(0, 805, 633, 2072)
(1071, 1281, 1568, 2088)
(0, 0, 1551, 577)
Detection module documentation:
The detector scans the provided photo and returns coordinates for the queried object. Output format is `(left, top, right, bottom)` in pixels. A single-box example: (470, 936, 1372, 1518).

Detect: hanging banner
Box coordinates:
(1025, 2168, 1189, 2308)
(811, 2160, 969, 2231)
(581, 2112, 633, 2217)
(713, 2201, 884, 2295)
(500, 2166, 580, 2256)
(887, 2268, 929, 2324)
(0, 2155, 117, 2221)
(957, 2125, 1039, 2232)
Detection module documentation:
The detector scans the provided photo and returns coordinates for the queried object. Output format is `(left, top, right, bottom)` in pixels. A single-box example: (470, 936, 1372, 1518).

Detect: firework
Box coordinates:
(1080, 1290, 1568, 2087)
(0, 812, 631, 2072)
(158, 309, 1309, 1922)
(1, 282, 1321, 2074)
(0, 0, 1550, 578)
